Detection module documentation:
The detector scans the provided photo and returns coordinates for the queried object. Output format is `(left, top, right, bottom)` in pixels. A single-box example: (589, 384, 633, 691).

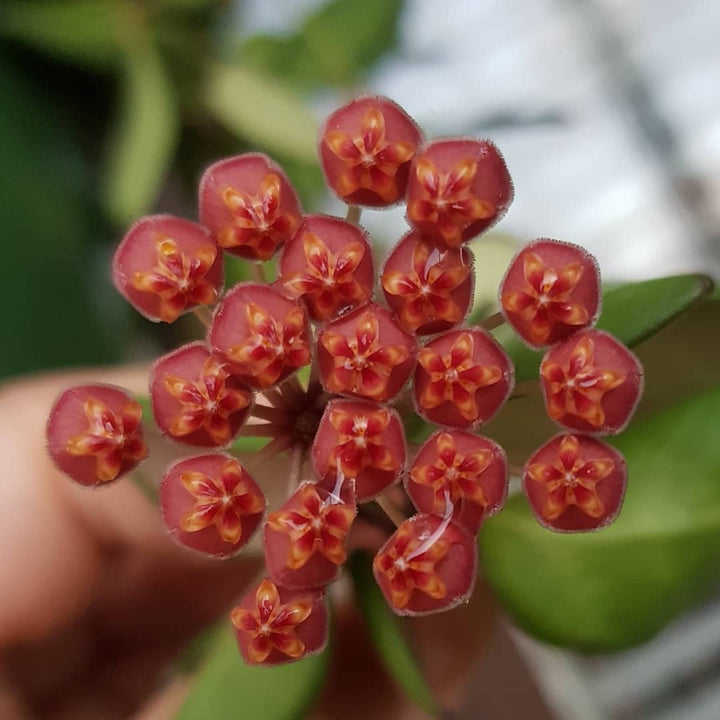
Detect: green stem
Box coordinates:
(251, 261, 267, 284)
(345, 204, 362, 226)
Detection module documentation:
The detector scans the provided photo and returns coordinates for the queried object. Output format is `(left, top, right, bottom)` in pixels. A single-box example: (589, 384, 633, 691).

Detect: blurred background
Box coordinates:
(1, 0, 719, 718)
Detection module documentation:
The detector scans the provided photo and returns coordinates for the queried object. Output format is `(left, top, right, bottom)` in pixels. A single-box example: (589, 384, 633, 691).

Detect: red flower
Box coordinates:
(408, 156, 493, 246)
(113, 215, 223, 323)
(210, 285, 311, 389)
(132, 237, 218, 322)
(416, 332, 502, 422)
(180, 459, 265, 544)
(541, 333, 626, 430)
(231, 579, 313, 663)
(411, 432, 492, 510)
(407, 430, 507, 533)
(266, 482, 356, 570)
(328, 405, 398, 476)
(320, 97, 421, 206)
(382, 234, 472, 333)
(153, 345, 252, 446)
(66, 396, 147, 483)
(319, 306, 413, 401)
(373, 512, 477, 616)
(281, 227, 370, 320)
(500, 239, 601, 348)
(373, 518, 449, 610)
(199, 154, 301, 261)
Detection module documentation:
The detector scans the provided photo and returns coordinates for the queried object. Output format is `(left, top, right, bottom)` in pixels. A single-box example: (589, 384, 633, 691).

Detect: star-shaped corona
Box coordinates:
(231, 579, 321, 665)
(132, 237, 218, 322)
(318, 304, 414, 401)
(210, 284, 311, 389)
(151, 342, 252, 447)
(179, 460, 265, 543)
(406, 139, 513, 246)
(279, 215, 373, 321)
(382, 233, 473, 334)
(319, 96, 422, 206)
(160, 454, 266, 556)
(267, 475, 355, 572)
(540, 333, 627, 432)
(523, 434, 627, 532)
(113, 215, 223, 323)
(199, 154, 302, 261)
(411, 432, 491, 503)
(408, 157, 491, 246)
(415, 330, 512, 427)
(328, 406, 396, 476)
(500, 239, 600, 347)
(373, 511, 476, 616)
(312, 400, 407, 502)
(407, 431, 507, 532)
(66, 396, 147, 482)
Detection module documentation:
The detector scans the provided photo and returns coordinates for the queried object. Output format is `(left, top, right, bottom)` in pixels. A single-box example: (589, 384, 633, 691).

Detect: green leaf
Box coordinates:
(466, 233, 519, 325)
(0, 53, 123, 378)
(481, 386, 720, 651)
(496, 274, 714, 382)
(231, 436, 272, 453)
(104, 31, 179, 225)
(300, 0, 404, 87)
(1, 0, 121, 69)
(175, 624, 329, 720)
(240, 0, 405, 90)
(204, 64, 318, 164)
(348, 553, 438, 716)
(482, 296, 720, 464)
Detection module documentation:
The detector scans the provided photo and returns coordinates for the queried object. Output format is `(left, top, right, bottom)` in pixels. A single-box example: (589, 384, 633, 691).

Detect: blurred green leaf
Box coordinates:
(348, 553, 439, 716)
(301, 0, 403, 86)
(483, 296, 720, 466)
(402, 413, 434, 446)
(482, 386, 720, 651)
(467, 233, 519, 325)
(175, 623, 329, 720)
(0, 54, 122, 378)
(104, 30, 179, 225)
(241, 0, 404, 90)
(204, 64, 318, 164)
(231, 435, 272, 453)
(496, 274, 714, 382)
(1, 0, 121, 69)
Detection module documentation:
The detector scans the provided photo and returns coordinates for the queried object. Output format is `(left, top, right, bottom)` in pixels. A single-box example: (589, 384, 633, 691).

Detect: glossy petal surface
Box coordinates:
(540, 330, 643, 435)
(199, 153, 301, 261)
(151, 342, 252, 447)
(319, 96, 422, 207)
(382, 232, 474, 334)
(414, 329, 514, 428)
(161, 454, 265, 556)
(113, 215, 223, 323)
(231, 579, 328, 666)
(47, 384, 147, 486)
(500, 238, 600, 347)
(523, 434, 627, 532)
(406, 139, 513, 245)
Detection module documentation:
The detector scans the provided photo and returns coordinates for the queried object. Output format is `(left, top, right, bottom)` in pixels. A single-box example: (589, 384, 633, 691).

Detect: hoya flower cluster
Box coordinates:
(46, 95, 643, 666)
